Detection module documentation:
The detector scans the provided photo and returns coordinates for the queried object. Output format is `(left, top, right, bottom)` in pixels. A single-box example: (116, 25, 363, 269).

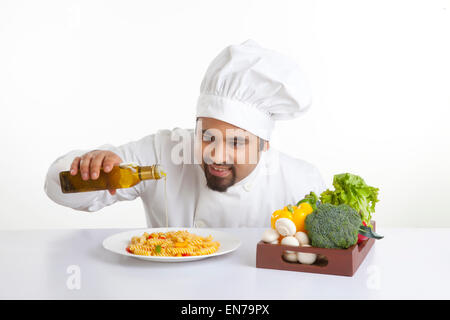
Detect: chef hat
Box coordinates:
(196, 39, 312, 141)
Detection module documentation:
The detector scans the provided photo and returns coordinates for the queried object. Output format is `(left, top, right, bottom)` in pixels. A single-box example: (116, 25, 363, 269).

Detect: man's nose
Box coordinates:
(208, 140, 233, 164)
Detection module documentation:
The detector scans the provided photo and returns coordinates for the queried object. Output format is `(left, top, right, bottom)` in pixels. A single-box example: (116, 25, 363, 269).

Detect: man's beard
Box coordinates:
(203, 164, 236, 192)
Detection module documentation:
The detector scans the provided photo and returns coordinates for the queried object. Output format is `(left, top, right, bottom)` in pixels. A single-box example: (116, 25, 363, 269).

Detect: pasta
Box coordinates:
(126, 230, 220, 257)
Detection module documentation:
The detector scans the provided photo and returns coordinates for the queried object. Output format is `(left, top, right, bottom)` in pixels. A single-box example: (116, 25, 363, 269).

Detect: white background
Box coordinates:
(0, 0, 449, 230)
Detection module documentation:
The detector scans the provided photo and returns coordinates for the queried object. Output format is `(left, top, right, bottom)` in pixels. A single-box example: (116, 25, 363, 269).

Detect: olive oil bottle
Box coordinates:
(59, 163, 165, 193)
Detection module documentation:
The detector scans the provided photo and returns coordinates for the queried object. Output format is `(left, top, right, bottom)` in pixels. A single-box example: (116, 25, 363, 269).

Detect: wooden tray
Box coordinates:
(256, 222, 376, 277)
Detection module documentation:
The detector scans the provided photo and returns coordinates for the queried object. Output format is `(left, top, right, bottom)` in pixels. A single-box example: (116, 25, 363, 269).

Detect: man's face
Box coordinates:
(195, 117, 268, 192)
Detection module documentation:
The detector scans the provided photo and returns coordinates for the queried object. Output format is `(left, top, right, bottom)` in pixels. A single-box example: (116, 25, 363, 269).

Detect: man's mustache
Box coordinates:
(203, 162, 235, 169)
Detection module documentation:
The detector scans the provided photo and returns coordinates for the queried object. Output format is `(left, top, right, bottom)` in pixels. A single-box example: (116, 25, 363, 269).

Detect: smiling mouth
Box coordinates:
(207, 164, 232, 178)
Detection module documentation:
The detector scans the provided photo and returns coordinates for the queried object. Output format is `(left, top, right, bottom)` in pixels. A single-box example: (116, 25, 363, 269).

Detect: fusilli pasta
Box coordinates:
(126, 230, 220, 257)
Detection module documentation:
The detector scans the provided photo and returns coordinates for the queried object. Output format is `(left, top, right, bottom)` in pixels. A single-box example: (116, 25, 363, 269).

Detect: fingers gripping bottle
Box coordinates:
(59, 163, 165, 193)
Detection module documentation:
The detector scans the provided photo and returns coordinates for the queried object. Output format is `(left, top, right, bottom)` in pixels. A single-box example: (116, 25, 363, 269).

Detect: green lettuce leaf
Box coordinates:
(320, 173, 379, 225)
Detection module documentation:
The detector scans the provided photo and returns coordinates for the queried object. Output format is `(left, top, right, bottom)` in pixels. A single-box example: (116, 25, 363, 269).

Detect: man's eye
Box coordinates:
(229, 138, 245, 147)
(203, 135, 215, 142)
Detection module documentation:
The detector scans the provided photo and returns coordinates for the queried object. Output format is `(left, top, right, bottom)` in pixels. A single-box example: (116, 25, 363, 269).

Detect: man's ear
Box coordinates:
(259, 138, 269, 152)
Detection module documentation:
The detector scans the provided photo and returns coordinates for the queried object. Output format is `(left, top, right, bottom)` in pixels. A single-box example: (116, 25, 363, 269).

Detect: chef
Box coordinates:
(44, 40, 326, 228)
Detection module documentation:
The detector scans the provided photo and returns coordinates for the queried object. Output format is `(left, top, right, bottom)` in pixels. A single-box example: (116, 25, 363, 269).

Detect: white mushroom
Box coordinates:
(281, 236, 300, 262)
(270, 240, 279, 244)
(297, 244, 317, 265)
(261, 229, 280, 243)
(281, 236, 300, 254)
(283, 252, 298, 262)
(275, 218, 297, 237)
(294, 231, 310, 246)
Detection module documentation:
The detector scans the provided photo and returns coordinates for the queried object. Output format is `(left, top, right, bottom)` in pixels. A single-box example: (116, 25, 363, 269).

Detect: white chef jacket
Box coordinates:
(44, 128, 326, 228)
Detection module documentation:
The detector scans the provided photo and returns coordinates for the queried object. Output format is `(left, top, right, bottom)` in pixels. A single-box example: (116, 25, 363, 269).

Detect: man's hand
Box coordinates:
(70, 150, 123, 195)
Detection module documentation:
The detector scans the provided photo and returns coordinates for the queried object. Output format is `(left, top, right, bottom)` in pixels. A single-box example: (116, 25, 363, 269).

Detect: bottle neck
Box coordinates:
(138, 165, 165, 181)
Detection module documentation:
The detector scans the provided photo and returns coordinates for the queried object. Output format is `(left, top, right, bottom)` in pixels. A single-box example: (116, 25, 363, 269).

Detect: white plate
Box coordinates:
(102, 227, 241, 262)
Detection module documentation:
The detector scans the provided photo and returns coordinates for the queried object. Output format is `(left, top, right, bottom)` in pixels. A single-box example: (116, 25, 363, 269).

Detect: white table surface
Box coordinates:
(0, 227, 449, 299)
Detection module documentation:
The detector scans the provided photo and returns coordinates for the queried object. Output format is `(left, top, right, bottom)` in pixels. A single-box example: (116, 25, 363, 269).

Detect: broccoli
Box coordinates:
(305, 203, 362, 249)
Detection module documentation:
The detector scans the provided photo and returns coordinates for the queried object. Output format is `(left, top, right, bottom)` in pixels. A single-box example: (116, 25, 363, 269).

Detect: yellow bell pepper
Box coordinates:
(271, 203, 314, 232)
(175, 241, 188, 247)
(292, 202, 314, 232)
(270, 205, 294, 229)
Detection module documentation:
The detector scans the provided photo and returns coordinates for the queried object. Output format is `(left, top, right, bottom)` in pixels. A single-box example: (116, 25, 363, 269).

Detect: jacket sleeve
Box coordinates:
(44, 133, 161, 212)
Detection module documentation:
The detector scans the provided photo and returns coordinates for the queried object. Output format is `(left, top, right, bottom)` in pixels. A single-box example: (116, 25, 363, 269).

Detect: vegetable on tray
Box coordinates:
(319, 173, 379, 228)
(296, 191, 318, 211)
(318, 173, 384, 243)
(304, 203, 362, 249)
(258, 172, 383, 273)
(271, 203, 314, 234)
